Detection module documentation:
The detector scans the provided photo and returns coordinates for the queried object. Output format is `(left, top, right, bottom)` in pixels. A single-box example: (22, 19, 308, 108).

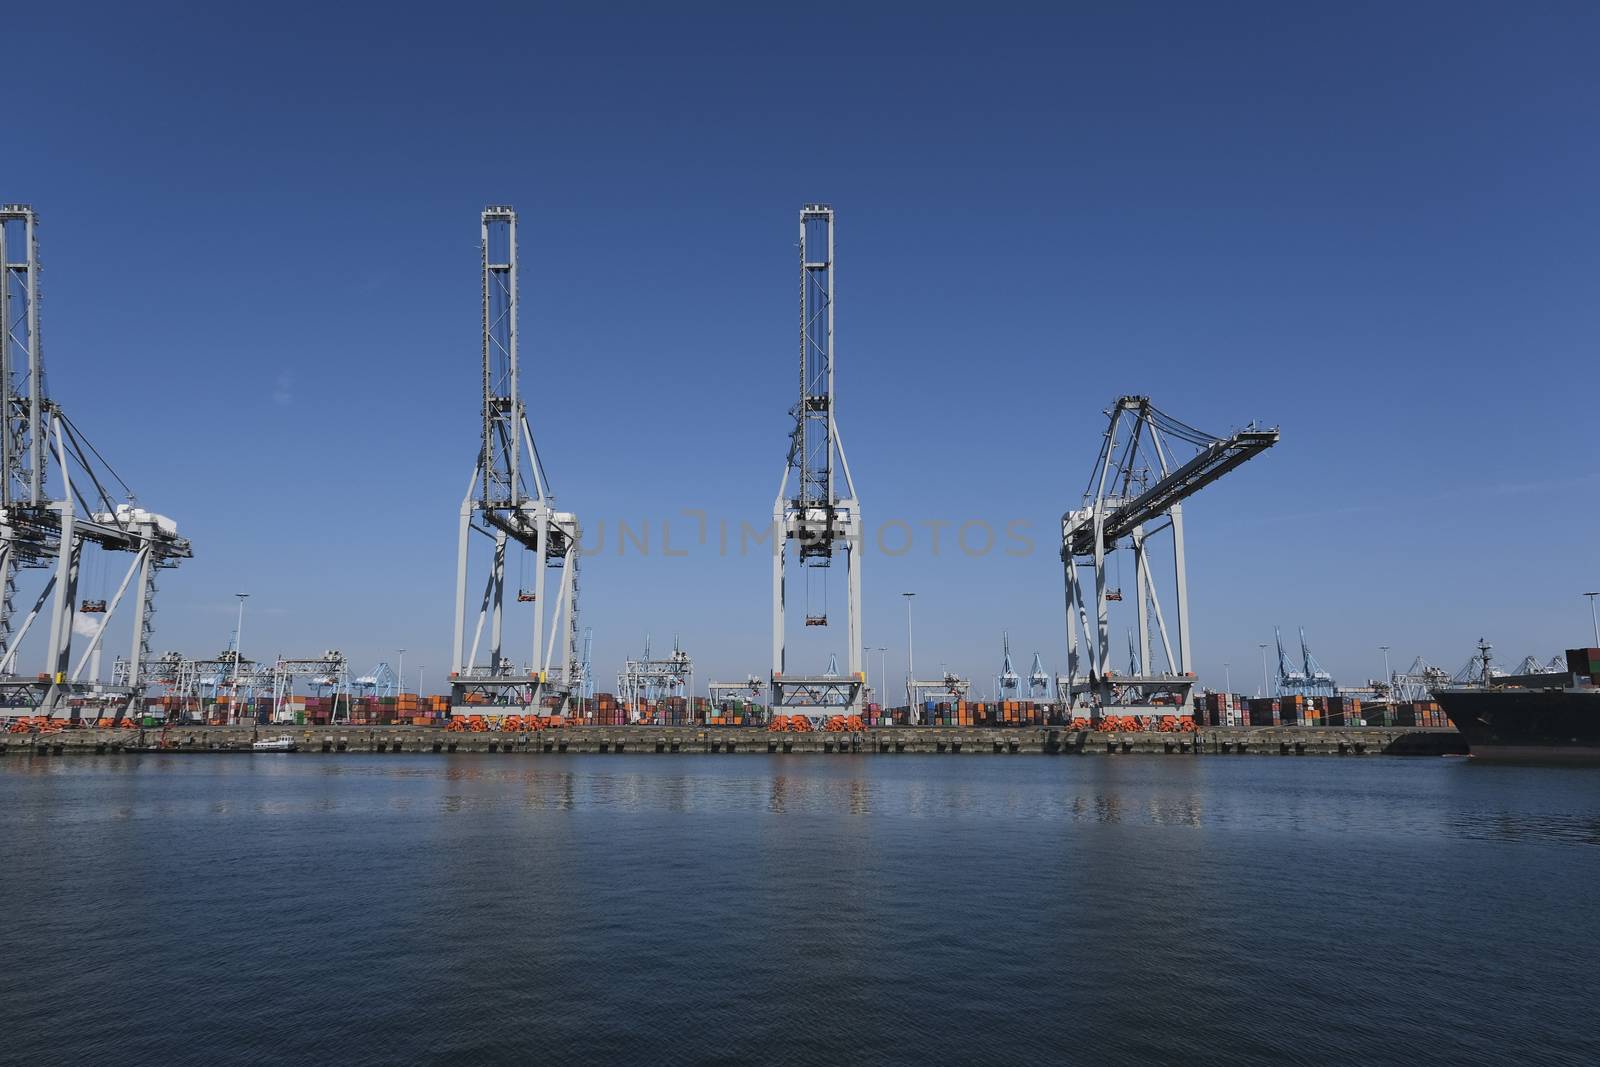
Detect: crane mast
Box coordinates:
(771, 205, 862, 718)
(449, 206, 582, 715)
(0, 204, 190, 718)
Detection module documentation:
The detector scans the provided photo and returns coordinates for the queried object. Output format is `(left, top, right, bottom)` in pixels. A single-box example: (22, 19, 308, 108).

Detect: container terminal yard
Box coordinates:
(0, 201, 1501, 757)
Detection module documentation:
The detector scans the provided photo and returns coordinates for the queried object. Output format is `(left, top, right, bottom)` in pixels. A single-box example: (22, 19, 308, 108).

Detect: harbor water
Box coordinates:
(2, 754, 1597, 1065)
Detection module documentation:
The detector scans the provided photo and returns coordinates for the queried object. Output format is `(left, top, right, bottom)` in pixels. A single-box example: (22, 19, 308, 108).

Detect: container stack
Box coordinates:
(1196, 691, 1246, 726)
(595, 692, 624, 726)
(1247, 697, 1278, 727)
(1565, 648, 1600, 686)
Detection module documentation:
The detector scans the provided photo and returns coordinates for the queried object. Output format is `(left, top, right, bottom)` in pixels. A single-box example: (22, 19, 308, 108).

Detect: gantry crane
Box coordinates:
(996, 632, 1020, 702)
(1059, 396, 1276, 709)
(353, 661, 399, 698)
(771, 205, 863, 718)
(449, 206, 582, 714)
(1276, 626, 1336, 697)
(618, 634, 693, 718)
(0, 204, 191, 719)
(1027, 652, 1051, 700)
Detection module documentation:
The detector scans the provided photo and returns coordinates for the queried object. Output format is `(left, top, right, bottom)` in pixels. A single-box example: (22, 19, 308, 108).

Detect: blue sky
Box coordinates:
(5, 2, 1597, 697)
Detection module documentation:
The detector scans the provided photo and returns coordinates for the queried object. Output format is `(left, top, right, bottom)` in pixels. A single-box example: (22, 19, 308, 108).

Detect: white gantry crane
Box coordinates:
(618, 634, 694, 719)
(270, 651, 351, 723)
(0, 204, 191, 719)
(449, 206, 582, 715)
(771, 205, 863, 719)
(1059, 396, 1276, 711)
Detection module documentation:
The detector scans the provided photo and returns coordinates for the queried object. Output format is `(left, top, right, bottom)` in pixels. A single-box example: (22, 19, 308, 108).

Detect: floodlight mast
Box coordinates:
(771, 205, 863, 718)
(449, 206, 582, 714)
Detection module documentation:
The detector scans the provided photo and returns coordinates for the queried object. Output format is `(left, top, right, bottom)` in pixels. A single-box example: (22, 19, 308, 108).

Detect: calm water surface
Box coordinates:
(2, 754, 1597, 1066)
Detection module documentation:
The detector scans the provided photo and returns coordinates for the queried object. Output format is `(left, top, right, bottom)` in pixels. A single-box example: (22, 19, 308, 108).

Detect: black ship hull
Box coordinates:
(1433, 687, 1600, 763)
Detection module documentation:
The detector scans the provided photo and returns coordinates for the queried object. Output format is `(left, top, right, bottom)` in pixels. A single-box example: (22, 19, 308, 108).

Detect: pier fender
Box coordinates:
(1106, 741, 1117, 754)
(951, 741, 961, 754)
(766, 741, 776, 753)
(726, 742, 735, 754)
(432, 742, 442, 753)
(1294, 742, 1305, 756)
(1120, 741, 1131, 754)
(1353, 742, 1366, 755)
(447, 742, 458, 753)
(1280, 742, 1291, 755)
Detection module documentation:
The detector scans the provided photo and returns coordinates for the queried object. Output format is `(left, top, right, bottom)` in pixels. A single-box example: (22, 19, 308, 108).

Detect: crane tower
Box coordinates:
(449, 206, 582, 714)
(0, 204, 190, 717)
(771, 205, 863, 717)
(1060, 396, 1277, 711)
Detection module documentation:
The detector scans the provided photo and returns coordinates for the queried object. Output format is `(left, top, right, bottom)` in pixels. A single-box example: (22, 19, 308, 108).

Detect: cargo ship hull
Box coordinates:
(1433, 687, 1600, 763)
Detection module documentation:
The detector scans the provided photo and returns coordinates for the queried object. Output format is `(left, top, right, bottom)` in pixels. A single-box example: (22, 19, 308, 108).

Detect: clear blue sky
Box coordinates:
(6, 2, 1597, 697)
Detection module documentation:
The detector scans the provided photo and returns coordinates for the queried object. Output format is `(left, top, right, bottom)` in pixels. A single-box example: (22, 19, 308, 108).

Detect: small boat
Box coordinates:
(252, 735, 298, 752)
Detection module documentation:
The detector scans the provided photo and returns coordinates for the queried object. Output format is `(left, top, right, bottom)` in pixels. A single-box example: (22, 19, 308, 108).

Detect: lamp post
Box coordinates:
(1258, 643, 1269, 698)
(1223, 661, 1231, 695)
(875, 647, 888, 706)
(397, 649, 406, 697)
(901, 592, 916, 721)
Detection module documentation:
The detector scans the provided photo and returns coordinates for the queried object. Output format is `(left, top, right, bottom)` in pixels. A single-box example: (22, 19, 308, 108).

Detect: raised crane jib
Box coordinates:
(1069, 399, 1278, 557)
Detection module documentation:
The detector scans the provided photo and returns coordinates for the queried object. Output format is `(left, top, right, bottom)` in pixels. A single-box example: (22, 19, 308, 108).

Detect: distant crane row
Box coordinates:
(1, 198, 1285, 724)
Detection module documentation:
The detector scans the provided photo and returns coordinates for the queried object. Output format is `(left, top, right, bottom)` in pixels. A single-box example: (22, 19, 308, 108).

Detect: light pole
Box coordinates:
(875, 647, 888, 707)
(1585, 592, 1600, 647)
(901, 592, 916, 720)
(397, 648, 406, 697)
(417, 666, 424, 699)
(1258, 643, 1269, 698)
(233, 593, 249, 722)
(1379, 645, 1392, 698)
(1223, 661, 1231, 695)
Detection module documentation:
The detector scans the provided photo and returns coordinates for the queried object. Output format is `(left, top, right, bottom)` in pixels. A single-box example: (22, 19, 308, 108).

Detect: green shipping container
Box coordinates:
(141, 716, 159, 727)
(294, 711, 306, 725)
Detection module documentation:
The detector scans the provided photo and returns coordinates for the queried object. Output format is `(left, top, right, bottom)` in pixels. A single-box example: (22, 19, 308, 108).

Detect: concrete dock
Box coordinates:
(1, 724, 1468, 757)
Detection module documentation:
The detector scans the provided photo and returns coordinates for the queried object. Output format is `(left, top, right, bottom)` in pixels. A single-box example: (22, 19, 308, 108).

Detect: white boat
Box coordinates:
(252, 735, 298, 752)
